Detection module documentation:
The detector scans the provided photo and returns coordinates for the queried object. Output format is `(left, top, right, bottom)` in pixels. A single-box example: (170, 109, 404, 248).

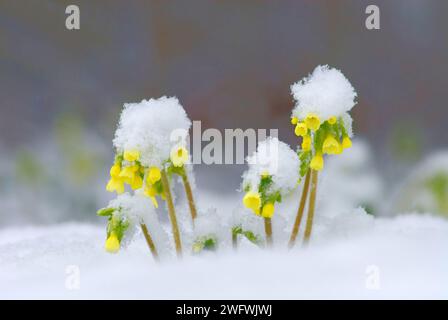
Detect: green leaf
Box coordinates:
(97, 207, 115, 217)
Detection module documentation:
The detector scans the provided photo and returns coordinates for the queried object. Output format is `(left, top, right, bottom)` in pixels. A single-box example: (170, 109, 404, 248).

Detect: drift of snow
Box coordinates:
(1, 214, 447, 299)
(242, 137, 300, 195)
(113, 97, 192, 167)
(291, 65, 357, 121)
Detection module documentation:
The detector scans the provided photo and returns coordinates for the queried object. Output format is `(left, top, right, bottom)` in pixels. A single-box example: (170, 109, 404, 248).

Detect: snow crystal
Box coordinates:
(243, 137, 300, 195)
(113, 96, 192, 168)
(291, 65, 357, 121)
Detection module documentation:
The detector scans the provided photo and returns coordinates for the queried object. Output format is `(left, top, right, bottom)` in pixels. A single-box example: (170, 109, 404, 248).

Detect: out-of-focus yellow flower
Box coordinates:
(261, 202, 275, 218)
(310, 152, 324, 171)
(322, 135, 341, 155)
(130, 175, 143, 190)
(105, 233, 120, 253)
(147, 167, 161, 184)
(304, 113, 321, 131)
(123, 149, 140, 162)
(294, 122, 308, 137)
(106, 177, 124, 194)
(170, 146, 189, 167)
(144, 185, 159, 208)
(302, 135, 312, 151)
(328, 116, 337, 125)
(342, 136, 352, 149)
(243, 191, 261, 215)
(291, 117, 298, 125)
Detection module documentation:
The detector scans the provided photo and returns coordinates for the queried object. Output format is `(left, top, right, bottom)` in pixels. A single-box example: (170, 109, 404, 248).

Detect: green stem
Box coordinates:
(181, 169, 198, 226)
(264, 217, 273, 247)
(140, 223, 159, 261)
(288, 170, 311, 248)
(303, 170, 318, 244)
(161, 169, 182, 257)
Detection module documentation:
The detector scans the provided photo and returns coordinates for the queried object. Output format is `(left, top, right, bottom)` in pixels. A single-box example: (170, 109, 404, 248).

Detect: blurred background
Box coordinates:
(1, 0, 447, 226)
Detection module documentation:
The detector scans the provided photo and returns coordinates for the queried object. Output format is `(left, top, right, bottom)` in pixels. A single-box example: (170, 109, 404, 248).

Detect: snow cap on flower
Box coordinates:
(113, 97, 191, 168)
(291, 65, 357, 121)
(243, 137, 300, 196)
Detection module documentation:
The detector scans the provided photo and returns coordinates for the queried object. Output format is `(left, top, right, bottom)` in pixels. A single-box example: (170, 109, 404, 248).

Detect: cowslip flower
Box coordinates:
(289, 65, 358, 246)
(241, 137, 300, 246)
(97, 193, 164, 259)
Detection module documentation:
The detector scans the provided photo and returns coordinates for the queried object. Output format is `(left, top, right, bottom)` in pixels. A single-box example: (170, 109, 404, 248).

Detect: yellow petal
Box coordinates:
(170, 146, 189, 167)
(261, 203, 275, 218)
(243, 191, 261, 215)
(144, 186, 159, 208)
(328, 116, 337, 125)
(322, 135, 341, 155)
(130, 175, 143, 190)
(291, 117, 298, 125)
(304, 113, 321, 131)
(342, 136, 352, 149)
(123, 150, 140, 162)
(119, 165, 139, 180)
(294, 122, 308, 137)
(147, 167, 161, 184)
(106, 177, 124, 194)
(302, 135, 312, 151)
(310, 153, 324, 171)
(110, 164, 121, 177)
(105, 233, 120, 253)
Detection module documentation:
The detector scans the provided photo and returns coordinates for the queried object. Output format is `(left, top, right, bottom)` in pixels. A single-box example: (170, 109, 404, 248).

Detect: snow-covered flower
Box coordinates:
(113, 96, 191, 168)
(97, 193, 163, 255)
(242, 137, 300, 218)
(291, 65, 357, 172)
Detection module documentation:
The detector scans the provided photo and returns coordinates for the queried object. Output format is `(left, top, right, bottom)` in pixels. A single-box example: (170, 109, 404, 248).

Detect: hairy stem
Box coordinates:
(288, 170, 311, 248)
(303, 170, 318, 244)
(181, 168, 198, 226)
(264, 217, 273, 247)
(140, 223, 159, 261)
(161, 169, 182, 257)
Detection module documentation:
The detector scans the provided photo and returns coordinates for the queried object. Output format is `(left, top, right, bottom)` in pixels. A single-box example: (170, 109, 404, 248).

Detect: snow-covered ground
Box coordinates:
(1, 214, 446, 299)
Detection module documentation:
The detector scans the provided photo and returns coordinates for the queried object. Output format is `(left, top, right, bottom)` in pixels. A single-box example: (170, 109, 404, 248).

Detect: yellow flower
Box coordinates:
(261, 203, 275, 218)
(110, 164, 121, 177)
(170, 146, 189, 167)
(294, 122, 308, 137)
(130, 175, 143, 190)
(302, 135, 312, 151)
(243, 191, 261, 215)
(105, 233, 120, 253)
(123, 149, 140, 162)
(119, 165, 139, 180)
(304, 113, 321, 131)
(310, 152, 324, 171)
(291, 117, 298, 125)
(144, 185, 159, 208)
(342, 136, 352, 149)
(261, 170, 270, 178)
(322, 135, 341, 155)
(328, 116, 337, 125)
(147, 167, 161, 184)
(106, 177, 124, 194)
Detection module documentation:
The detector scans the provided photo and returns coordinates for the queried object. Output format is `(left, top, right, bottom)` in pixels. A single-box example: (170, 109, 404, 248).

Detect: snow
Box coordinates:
(242, 137, 300, 195)
(113, 97, 192, 168)
(291, 65, 357, 121)
(1, 214, 447, 299)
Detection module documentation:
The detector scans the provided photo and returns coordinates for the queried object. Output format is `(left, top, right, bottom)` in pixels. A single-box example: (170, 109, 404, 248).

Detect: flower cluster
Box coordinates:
(290, 65, 357, 173)
(242, 137, 300, 218)
(101, 97, 193, 255)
